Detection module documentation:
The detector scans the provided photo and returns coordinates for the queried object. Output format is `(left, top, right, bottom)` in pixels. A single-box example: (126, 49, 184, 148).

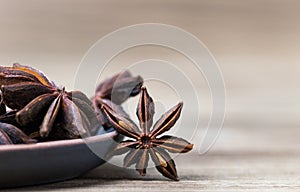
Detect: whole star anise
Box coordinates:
(101, 87, 193, 181)
(0, 64, 99, 140)
(93, 70, 143, 128)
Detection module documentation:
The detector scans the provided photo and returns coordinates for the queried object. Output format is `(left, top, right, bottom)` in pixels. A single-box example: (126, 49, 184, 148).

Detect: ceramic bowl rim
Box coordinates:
(0, 131, 117, 152)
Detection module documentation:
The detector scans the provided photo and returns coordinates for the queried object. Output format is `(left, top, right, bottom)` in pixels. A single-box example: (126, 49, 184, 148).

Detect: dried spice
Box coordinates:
(93, 70, 143, 128)
(102, 87, 193, 181)
(0, 63, 194, 182)
(0, 63, 56, 87)
(95, 70, 143, 105)
(0, 122, 36, 145)
(0, 95, 6, 116)
(0, 64, 99, 140)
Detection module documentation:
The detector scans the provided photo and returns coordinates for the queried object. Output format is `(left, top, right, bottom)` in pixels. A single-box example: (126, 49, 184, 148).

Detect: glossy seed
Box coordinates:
(155, 151, 168, 167)
(150, 148, 178, 181)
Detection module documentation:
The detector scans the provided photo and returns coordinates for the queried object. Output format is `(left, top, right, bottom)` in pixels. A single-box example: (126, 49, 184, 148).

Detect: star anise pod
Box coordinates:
(0, 63, 56, 87)
(0, 64, 99, 140)
(0, 122, 36, 145)
(93, 70, 143, 128)
(0, 95, 6, 116)
(101, 87, 193, 181)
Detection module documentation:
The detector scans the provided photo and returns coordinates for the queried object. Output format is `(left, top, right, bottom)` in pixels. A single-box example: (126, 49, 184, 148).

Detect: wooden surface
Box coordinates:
(4, 151, 300, 191)
(3, 126, 300, 191)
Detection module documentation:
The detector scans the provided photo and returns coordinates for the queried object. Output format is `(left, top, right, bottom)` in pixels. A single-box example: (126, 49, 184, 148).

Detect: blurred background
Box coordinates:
(0, 0, 299, 154)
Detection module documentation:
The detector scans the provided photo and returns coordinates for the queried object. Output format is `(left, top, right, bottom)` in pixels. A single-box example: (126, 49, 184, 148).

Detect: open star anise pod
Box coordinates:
(0, 64, 99, 140)
(102, 87, 193, 181)
(93, 70, 143, 128)
(0, 122, 36, 145)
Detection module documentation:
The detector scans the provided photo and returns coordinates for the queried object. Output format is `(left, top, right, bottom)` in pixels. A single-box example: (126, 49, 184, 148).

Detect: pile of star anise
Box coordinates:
(0, 64, 193, 181)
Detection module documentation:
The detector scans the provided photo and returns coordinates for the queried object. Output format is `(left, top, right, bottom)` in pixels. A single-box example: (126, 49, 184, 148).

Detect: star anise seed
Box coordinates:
(102, 87, 193, 181)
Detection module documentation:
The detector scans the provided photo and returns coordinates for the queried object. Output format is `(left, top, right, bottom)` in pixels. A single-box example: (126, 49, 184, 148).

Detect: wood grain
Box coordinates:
(4, 151, 300, 192)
